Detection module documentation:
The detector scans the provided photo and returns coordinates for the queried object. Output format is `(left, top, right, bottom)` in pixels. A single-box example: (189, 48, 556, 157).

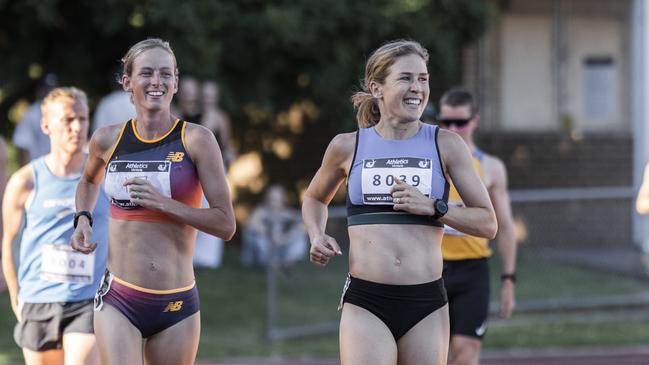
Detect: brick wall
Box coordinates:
(476, 133, 633, 247)
(476, 133, 633, 189)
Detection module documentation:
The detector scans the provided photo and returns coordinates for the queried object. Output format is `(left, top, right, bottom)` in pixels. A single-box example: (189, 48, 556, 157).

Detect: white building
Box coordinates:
(460, 0, 649, 249)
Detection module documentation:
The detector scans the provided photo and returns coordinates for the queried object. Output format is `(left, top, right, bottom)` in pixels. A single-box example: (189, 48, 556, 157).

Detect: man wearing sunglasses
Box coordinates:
(433, 88, 518, 365)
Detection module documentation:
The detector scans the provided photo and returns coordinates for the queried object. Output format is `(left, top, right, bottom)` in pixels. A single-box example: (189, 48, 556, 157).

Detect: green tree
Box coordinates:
(0, 0, 494, 203)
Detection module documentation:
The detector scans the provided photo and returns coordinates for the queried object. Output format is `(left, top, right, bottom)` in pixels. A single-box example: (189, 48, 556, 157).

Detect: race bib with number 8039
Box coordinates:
(361, 157, 432, 204)
(41, 244, 95, 283)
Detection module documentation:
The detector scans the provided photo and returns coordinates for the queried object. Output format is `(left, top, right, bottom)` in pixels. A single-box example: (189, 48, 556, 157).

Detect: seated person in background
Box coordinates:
(241, 185, 308, 268)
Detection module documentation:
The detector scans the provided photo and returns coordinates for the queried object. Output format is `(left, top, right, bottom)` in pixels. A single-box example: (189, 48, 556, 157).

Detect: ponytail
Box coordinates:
(351, 91, 380, 128)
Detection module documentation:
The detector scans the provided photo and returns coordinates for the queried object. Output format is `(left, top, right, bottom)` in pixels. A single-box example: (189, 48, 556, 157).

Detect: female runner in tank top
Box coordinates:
(302, 40, 497, 365)
(70, 38, 235, 365)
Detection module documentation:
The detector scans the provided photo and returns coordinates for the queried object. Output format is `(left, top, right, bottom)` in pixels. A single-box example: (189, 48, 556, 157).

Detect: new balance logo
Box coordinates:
(166, 152, 184, 162)
(163, 301, 184, 312)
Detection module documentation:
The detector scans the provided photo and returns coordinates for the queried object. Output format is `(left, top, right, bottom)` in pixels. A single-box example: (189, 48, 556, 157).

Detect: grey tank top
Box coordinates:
(346, 123, 448, 226)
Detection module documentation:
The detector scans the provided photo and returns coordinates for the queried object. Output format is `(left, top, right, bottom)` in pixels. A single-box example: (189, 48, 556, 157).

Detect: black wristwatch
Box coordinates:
(500, 273, 517, 283)
(432, 199, 448, 219)
(73, 211, 93, 228)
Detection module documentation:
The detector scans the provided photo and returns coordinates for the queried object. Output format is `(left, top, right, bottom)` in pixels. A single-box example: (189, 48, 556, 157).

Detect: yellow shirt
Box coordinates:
(442, 150, 491, 260)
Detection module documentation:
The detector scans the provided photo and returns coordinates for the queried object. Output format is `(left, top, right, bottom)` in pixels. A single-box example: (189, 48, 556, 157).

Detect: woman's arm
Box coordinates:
(439, 130, 497, 238)
(139, 123, 236, 240)
(389, 130, 496, 238)
(302, 132, 355, 266)
(71, 126, 118, 253)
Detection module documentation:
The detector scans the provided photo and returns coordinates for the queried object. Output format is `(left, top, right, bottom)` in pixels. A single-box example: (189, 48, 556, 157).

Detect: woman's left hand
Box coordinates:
(124, 177, 168, 212)
(390, 178, 434, 216)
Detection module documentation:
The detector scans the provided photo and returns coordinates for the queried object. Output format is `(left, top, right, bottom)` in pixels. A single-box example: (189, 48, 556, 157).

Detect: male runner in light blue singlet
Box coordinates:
(2, 87, 109, 365)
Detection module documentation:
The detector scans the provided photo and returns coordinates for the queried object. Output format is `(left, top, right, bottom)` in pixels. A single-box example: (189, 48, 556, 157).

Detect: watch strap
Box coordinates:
(500, 273, 516, 283)
(73, 211, 93, 228)
(431, 199, 447, 220)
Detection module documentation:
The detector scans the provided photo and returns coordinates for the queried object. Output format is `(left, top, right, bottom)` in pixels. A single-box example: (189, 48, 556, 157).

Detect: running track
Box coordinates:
(202, 348, 649, 365)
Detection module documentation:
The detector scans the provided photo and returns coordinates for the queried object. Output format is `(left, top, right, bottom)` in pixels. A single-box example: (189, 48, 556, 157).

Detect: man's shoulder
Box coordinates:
(7, 163, 35, 195)
(480, 152, 504, 166)
(479, 152, 508, 187)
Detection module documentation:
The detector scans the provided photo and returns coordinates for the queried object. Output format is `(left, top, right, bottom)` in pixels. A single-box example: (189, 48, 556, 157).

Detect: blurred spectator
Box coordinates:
(12, 73, 57, 164)
(241, 185, 308, 268)
(92, 75, 136, 132)
(201, 80, 235, 168)
(177, 76, 202, 124)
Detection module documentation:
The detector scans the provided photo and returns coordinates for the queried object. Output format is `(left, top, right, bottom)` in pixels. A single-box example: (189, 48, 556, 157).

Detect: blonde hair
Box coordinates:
(41, 87, 88, 116)
(121, 38, 178, 80)
(351, 40, 429, 128)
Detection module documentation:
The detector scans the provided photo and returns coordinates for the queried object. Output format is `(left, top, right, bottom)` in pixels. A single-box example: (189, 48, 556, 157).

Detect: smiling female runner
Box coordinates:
(302, 40, 497, 365)
(71, 38, 235, 365)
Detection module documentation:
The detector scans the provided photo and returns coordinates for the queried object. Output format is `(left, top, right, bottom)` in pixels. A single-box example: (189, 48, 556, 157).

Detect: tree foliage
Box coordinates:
(0, 0, 494, 201)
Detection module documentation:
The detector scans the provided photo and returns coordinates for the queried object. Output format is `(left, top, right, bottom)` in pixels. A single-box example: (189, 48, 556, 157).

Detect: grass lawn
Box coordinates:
(486, 314, 649, 349)
(503, 253, 649, 301)
(0, 247, 648, 363)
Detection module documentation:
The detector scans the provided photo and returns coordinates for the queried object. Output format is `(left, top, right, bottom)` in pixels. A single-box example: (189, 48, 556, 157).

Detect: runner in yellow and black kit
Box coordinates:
(430, 88, 518, 365)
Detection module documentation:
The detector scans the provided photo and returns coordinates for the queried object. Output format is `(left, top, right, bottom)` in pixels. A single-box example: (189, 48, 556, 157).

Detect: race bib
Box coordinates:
(361, 157, 432, 205)
(444, 201, 466, 236)
(105, 160, 172, 208)
(41, 244, 95, 283)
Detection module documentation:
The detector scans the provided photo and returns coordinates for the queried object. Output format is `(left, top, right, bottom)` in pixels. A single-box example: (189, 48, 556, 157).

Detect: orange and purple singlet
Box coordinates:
(104, 119, 202, 222)
(99, 119, 202, 337)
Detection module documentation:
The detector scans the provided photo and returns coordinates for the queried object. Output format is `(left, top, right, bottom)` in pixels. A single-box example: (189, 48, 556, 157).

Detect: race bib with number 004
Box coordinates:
(41, 244, 95, 283)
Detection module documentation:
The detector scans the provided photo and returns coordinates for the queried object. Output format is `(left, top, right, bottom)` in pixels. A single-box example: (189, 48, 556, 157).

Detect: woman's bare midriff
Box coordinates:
(347, 224, 444, 285)
(107, 219, 197, 289)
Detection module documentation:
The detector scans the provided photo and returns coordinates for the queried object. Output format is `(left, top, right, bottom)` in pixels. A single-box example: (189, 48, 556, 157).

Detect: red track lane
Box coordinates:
(199, 350, 649, 365)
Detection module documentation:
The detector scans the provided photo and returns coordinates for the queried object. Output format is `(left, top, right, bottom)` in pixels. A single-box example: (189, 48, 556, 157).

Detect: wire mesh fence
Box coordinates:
(264, 187, 649, 344)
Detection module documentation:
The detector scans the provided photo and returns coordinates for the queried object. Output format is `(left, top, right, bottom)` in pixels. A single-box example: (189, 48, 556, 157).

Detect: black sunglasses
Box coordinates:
(436, 118, 471, 128)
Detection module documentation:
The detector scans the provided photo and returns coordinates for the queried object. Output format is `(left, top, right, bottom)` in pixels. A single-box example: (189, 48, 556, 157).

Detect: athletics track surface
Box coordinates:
(201, 347, 649, 365)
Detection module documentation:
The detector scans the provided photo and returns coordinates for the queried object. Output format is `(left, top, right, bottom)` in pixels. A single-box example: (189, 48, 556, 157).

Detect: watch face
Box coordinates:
(436, 200, 448, 215)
